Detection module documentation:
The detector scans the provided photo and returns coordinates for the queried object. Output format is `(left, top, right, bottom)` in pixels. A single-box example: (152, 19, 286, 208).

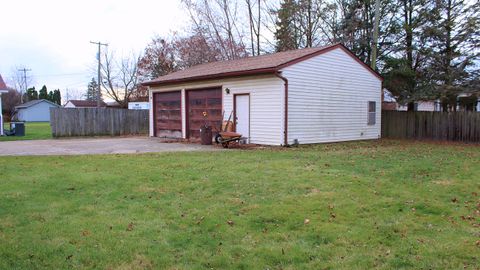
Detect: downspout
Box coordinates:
(148, 86, 155, 137)
(275, 72, 289, 146)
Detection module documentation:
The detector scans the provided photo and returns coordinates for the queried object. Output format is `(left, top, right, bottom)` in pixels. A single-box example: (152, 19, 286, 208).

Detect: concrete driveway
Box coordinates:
(0, 137, 219, 156)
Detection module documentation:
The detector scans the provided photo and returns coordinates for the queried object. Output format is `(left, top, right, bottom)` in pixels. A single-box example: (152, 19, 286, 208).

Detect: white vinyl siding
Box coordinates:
(149, 75, 284, 145)
(398, 101, 437, 112)
(16, 101, 58, 122)
(281, 47, 382, 144)
(64, 101, 76, 108)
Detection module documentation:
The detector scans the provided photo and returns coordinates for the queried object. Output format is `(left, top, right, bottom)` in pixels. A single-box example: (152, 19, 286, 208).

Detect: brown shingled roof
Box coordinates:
(0, 74, 8, 90)
(143, 43, 382, 86)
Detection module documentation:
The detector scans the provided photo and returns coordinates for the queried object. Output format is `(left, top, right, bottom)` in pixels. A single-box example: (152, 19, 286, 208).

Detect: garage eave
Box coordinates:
(142, 68, 278, 87)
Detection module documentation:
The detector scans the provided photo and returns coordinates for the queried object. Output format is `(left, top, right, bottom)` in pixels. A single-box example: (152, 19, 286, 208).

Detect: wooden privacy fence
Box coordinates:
(50, 108, 149, 137)
(382, 111, 480, 142)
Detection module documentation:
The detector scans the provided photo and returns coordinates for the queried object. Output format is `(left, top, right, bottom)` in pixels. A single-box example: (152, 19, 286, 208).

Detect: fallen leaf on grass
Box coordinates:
(127, 223, 134, 231)
(196, 216, 205, 225)
(227, 220, 234, 226)
(82, 230, 90, 237)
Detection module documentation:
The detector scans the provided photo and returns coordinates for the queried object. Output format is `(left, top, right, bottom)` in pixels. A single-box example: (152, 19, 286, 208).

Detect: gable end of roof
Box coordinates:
(15, 99, 61, 109)
(277, 44, 383, 81)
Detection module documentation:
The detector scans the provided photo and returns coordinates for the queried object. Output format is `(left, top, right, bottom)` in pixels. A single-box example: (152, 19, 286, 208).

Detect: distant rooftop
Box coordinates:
(15, 99, 61, 109)
(0, 74, 8, 90)
(67, 100, 107, 108)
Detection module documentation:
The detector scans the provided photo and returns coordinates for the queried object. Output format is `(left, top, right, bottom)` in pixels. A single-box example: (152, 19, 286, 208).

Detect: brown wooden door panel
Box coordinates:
(154, 91, 182, 138)
(187, 88, 222, 139)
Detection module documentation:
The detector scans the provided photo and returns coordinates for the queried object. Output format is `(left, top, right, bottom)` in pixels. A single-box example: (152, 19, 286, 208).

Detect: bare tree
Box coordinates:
(173, 34, 222, 68)
(1, 88, 22, 121)
(137, 33, 222, 80)
(137, 37, 177, 80)
(101, 51, 140, 108)
(182, 0, 248, 60)
(9, 66, 34, 96)
(246, 0, 264, 55)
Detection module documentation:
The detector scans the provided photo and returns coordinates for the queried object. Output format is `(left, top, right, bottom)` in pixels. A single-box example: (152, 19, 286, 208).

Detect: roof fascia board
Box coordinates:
(143, 68, 277, 87)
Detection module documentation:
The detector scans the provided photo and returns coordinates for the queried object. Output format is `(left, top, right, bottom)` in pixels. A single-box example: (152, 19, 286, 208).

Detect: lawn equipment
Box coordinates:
(214, 111, 243, 148)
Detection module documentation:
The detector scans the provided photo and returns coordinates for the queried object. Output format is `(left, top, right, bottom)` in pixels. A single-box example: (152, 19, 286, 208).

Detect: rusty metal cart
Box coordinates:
(215, 131, 243, 148)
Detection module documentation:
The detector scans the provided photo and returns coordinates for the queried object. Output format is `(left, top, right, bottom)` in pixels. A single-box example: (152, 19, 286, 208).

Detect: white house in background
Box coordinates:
(15, 99, 61, 122)
(143, 43, 383, 146)
(398, 101, 442, 112)
(0, 74, 9, 136)
(64, 100, 106, 108)
(384, 88, 480, 112)
(383, 89, 442, 112)
(128, 102, 150, 110)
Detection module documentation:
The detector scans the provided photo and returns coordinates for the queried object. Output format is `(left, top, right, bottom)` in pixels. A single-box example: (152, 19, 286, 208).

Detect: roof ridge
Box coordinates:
(177, 45, 331, 69)
(16, 99, 60, 109)
(145, 44, 338, 84)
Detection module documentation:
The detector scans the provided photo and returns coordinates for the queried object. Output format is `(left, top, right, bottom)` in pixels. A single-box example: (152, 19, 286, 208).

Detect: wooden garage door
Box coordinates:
(187, 88, 222, 139)
(154, 91, 182, 138)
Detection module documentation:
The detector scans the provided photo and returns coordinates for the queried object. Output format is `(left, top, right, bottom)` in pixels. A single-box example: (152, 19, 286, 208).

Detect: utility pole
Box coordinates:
(18, 67, 31, 103)
(371, 0, 381, 70)
(66, 88, 70, 103)
(90, 41, 108, 107)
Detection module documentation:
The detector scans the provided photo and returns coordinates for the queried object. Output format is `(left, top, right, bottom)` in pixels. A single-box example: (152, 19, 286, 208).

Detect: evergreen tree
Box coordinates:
(275, 0, 300, 52)
(338, 0, 400, 66)
(38, 85, 48, 100)
(52, 89, 62, 105)
(48, 91, 54, 102)
(23, 87, 38, 102)
(426, 0, 480, 111)
(85, 78, 99, 101)
(382, 0, 433, 110)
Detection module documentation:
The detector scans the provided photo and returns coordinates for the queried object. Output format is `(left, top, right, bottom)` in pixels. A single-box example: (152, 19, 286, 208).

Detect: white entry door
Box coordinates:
(235, 94, 250, 142)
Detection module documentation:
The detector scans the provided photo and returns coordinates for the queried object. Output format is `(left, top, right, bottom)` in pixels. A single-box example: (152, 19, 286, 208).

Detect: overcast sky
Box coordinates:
(0, 0, 187, 101)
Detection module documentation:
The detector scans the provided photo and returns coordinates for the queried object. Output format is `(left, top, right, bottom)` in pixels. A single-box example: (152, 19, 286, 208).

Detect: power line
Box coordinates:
(18, 67, 31, 103)
(34, 72, 90, 78)
(90, 41, 108, 108)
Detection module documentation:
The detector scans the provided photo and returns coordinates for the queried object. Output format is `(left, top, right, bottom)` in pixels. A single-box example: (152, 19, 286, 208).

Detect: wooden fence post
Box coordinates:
(381, 111, 480, 142)
(49, 108, 149, 137)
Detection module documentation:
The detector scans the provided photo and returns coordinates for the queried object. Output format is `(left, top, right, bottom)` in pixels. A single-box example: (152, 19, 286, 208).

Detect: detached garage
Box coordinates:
(144, 43, 383, 146)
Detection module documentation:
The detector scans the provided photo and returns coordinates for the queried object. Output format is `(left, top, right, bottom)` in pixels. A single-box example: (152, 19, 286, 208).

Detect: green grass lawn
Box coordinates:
(1, 122, 52, 141)
(0, 140, 478, 269)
